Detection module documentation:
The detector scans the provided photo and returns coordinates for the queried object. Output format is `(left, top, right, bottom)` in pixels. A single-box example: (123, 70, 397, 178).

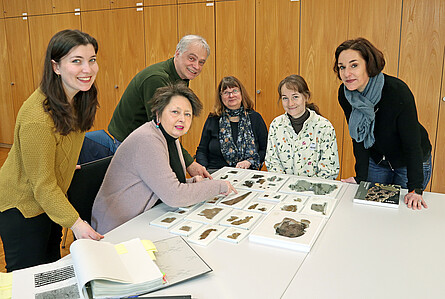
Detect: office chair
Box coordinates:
(61, 155, 113, 248)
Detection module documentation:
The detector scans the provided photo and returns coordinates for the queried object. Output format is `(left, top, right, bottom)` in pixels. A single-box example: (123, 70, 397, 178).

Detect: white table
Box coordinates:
(281, 186, 445, 299)
(103, 180, 445, 299)
(104, 203, 308, 299)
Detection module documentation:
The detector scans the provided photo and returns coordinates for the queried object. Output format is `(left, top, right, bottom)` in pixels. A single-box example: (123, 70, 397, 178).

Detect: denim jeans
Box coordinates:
(367, 155, 432, 189)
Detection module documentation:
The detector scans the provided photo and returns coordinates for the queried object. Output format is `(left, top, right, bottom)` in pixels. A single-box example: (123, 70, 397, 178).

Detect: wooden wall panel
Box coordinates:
(178, 0, 213, 4)
(338, 0, 402, 180)
(431, 50, 445, 193)
(52, 0, 81, 13)
(28, 14, 81, 90)
(215, 0, 255, 99)
(0, 19, 14, 144)
(178, 2, 216, 156)
(349, 0, 402, 83)
(255, 0, 300, 128)
(399, 0, 444, 191)
(0, 0, 4, 18)
(80, 0, 110, 11)
(430, 0, 445, 193)
(300, 0, 348, 180)
(82, 8, 145, 131)
(144, 4, 178, 66)
(3, 1, 27, 17)
(145, 0, 175, 5)
(111, 0, 144, 9)
(82, 10, 117, 130)
(26, 0, 52, 15)
(5, 17, 35, 118)
(111, 8, 145, 101)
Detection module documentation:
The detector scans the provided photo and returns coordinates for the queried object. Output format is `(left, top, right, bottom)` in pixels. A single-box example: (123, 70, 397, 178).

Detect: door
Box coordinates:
(178, 2, 216, 156)
(399, 0, 444, 191)
(28, 13, 81, 90)
(5, 17, 35, 118)
(215, 0, 255, 96)
(82, 8, 145, 130)
(255, 0, 300, 128)
(339, 0, 402, 179)
(144, 4, 178, 67)
(0, 19, 14, 144)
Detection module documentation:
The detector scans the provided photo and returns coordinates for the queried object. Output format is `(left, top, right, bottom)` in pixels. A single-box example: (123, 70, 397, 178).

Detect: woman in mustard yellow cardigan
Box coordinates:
(0, 30, 103, 272)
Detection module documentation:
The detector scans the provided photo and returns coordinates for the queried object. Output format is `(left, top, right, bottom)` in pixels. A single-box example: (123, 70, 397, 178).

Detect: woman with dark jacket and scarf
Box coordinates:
(334, 37, 432, 210)
(196, 76, 268, 173)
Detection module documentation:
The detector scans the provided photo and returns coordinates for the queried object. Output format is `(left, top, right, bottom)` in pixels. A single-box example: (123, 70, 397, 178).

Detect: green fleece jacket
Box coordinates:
(108, 57, 194, 166)
(0, 89, 82, 228)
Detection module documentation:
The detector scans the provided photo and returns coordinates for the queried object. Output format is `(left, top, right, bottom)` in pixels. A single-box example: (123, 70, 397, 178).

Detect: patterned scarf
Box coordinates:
(344, 73, 384, 149)
(218, 106, 260, 169)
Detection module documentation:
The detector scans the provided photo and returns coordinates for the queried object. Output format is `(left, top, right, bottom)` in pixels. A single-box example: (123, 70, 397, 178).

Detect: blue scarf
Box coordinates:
(344, 73, 384, 149)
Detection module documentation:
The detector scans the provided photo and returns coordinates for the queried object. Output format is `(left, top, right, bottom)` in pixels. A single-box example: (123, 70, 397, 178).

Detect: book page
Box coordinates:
(70, 238, 133, 295)
(12, 256, 83, 299)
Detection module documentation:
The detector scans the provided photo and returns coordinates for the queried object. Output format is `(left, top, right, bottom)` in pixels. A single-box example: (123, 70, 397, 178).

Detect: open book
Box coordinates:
(12, 236, 212, 298)
(72, 238, 163, 298)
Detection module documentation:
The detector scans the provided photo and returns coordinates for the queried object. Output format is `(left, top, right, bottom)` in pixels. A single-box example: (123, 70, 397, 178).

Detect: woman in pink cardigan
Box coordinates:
(92, 83, 237, 234)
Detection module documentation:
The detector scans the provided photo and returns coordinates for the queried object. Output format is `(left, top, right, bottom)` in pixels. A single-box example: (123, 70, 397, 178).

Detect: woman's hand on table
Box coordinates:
(187, 161, 212, 179)
(404, 192, 428, 210)
(71, 217, 104, 240)
(221, 181, 237, 196)
(235, 160, 251, 169)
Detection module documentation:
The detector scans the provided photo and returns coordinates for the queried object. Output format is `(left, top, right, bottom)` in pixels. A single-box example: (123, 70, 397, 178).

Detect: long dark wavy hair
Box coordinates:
(41, 29, 99, 135)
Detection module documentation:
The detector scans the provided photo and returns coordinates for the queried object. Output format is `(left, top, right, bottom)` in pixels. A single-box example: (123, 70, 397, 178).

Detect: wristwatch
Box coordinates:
(411, 188, 423, 196)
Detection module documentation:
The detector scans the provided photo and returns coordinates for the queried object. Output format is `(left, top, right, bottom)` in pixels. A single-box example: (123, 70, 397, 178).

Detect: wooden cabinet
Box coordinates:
(80, 0, 110, 11)
(399, 0, 444, 191)
(144, 4, 178, 66)
(332, 0, 403, 179)
(215, 0, 255, 97)
(28, 13, 81, 90)
(177, 2, 215, 155)
(145, 0, 175, 5)
(111, 0, 144, 9)
(52, 0, 81, 13)
(178, 0, 213, 4)
(255, 0, 300, 128)
(4, 17, 35, 118)
(26, 0, 52, 15)
(82, 8, 145, 130)
(431, 47, 445, 193)
(300, 0, 348, 180)
(3, 1, 27, 17)
(0, 19, 14, 144)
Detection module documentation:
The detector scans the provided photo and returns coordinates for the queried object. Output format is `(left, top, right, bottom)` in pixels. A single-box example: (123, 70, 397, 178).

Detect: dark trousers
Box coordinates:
(0, 208, 62, 272)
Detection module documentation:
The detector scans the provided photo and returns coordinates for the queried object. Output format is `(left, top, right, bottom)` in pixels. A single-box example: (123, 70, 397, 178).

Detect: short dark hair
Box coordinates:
(41, 29, 99, 135)
(150, 82, 203, 121)
(278, 75, 320, 115)
(333, 37, 385, 80)
(212, 76, 254, 116)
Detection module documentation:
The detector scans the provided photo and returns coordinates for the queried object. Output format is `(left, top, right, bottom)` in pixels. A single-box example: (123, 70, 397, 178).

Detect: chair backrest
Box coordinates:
(67, 156, 113, 223)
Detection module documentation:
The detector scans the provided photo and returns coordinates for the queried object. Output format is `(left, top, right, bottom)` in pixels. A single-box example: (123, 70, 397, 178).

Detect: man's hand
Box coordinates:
(187, 161, 212, 179)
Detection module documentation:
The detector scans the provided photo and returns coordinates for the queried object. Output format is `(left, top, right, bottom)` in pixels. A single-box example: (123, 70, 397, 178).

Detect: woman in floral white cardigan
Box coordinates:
(265, 75, 340, 180)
